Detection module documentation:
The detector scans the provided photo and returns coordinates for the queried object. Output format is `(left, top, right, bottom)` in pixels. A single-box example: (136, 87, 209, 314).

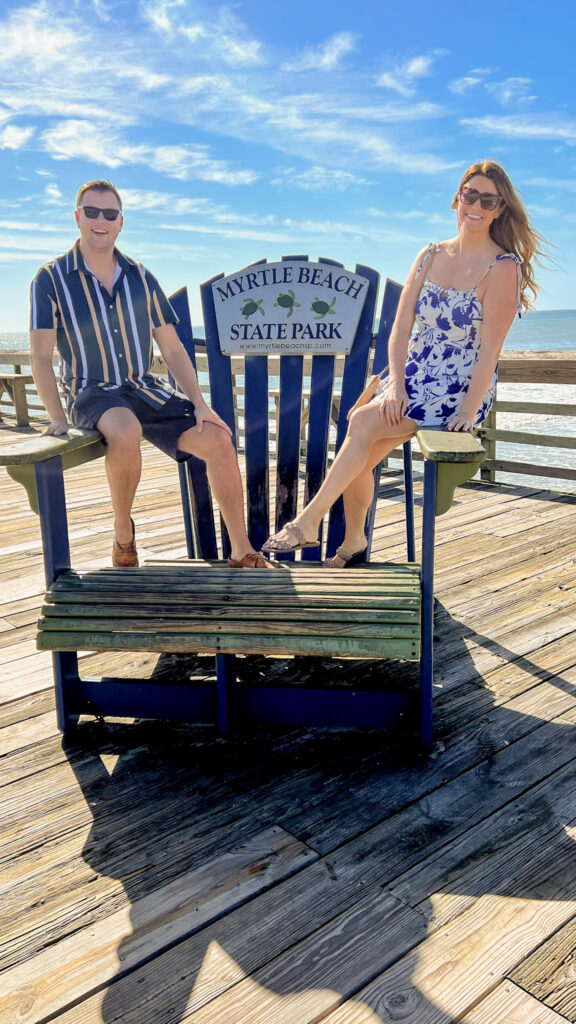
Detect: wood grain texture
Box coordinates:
(0, 422, 575, 1024)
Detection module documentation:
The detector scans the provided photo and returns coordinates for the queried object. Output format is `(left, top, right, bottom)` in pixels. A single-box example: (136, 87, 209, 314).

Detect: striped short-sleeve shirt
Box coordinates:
(30, 242, 179, 409)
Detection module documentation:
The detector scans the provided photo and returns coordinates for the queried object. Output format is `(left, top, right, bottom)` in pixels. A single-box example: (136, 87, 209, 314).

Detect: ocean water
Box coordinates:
(2, 309, 575, 492)
(504, 307, 576, 352)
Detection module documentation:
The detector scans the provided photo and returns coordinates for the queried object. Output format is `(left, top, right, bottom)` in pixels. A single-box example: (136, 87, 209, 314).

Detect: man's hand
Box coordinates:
(41, 417, 70, 437)
(194, 403, 232, 435)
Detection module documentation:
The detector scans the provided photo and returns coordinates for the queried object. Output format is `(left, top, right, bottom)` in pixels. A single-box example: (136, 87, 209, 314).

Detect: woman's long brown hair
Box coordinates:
(454, 160, 550, 310)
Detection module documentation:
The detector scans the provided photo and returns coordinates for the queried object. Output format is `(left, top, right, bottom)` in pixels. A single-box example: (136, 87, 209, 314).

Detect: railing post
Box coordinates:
(480, 405, 497, 483)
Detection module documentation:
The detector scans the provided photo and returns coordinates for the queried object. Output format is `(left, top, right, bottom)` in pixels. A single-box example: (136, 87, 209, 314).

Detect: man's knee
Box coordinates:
(97, 407, 143, 449)
(178, 422, 236, 461)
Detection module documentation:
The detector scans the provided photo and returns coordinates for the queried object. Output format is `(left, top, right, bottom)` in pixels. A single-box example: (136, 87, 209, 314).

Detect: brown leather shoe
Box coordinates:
(228, 551, 275, 569)
(112, 518, 139, 567)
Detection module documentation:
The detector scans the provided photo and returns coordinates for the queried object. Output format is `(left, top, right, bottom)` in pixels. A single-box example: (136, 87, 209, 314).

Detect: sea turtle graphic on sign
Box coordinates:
(240, 298, 265, 319)
(311, 296, 336, 320)
(274, 290, 300, 318)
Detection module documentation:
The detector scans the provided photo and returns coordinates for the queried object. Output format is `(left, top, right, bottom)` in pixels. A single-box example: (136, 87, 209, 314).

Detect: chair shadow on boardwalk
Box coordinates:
(60, 603, 576, 1024)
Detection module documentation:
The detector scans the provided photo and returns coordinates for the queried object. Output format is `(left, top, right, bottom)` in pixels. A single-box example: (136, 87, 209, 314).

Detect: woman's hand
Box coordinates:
(447, 412, 474, 433)
(378, 383, 408, 427)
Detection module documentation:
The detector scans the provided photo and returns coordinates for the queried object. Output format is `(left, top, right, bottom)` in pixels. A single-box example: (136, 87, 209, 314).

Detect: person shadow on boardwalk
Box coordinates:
(58, 610, 576, 1024)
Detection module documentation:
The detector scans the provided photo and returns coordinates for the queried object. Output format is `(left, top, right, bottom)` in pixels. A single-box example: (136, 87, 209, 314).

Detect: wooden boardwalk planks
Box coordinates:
(0, 432, 575, 1024)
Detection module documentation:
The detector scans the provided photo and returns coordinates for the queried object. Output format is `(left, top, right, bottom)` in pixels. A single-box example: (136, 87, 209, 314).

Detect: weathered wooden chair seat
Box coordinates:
(38, 561, 422, 660)
(0, 258, 486, 744)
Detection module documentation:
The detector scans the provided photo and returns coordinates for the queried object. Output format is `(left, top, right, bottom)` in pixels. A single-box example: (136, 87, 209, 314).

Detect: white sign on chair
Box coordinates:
(212, 260, 370, 355)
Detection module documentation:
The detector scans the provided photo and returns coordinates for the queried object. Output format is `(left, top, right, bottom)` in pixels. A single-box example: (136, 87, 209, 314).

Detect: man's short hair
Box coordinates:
(76, 180, 122, 209)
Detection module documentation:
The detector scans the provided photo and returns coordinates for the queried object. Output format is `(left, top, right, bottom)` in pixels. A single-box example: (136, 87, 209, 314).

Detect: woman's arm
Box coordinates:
(448, 258, 518, 432)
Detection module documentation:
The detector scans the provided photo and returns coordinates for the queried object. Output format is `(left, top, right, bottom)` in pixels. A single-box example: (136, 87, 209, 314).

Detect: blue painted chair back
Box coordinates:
(170, 261, 402, 562)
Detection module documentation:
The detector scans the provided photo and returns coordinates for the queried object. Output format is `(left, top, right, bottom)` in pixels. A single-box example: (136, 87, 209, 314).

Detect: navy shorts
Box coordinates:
(70, 386, 197, 463)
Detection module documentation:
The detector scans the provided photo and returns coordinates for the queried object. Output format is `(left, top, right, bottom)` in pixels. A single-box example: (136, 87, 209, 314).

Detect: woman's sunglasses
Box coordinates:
(77, 205, 122, 221)
(459, 187, 504, 212)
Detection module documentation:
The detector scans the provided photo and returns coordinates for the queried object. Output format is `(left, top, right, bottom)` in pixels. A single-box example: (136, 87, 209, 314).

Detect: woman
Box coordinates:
(264, 160, 546, 566)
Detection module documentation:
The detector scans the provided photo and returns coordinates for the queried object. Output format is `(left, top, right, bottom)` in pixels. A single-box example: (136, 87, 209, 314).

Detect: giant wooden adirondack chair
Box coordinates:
(1, 258, 485, 745)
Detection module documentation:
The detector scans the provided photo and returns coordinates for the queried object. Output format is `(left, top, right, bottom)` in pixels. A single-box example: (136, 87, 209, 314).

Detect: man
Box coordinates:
(30, 179, 272, 569)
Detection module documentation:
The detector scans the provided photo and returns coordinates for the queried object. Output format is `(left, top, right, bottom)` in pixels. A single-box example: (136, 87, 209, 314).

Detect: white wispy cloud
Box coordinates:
(0, 230, 70, 251)
(91, 0, 114, 20)
(449, 76, 484, 94)
(41, 120, 259, 184)
(120, 189, 223, 214)
(485, 77, 536, 107)
(461, 115, 576, 142)
(449, 67, 493, 94)
(0, 219, 67, 232)
(44, 183, 65, 204)
(523, 176, 576, 192)
(0, 124, 35, 148)
(160, 221, 295, 244)
(0, 251, 66, 261)
(217, 8, 264, 66)
(160, 214, 422, 247)
(140, 0, 263, 65)
(139, 0, 185, 36)
(377, 53, 443, 98)
(271, 166, 370, 191)
(0, 90, 137, 127)
(450, 71, 536, 107)
(282, 32, 357, 72)
(1, 1, 79, 68)
(115, 67, 173, 91)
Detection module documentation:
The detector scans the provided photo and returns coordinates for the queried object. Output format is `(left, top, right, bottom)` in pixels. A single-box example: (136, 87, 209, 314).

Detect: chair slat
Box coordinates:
(274, 355, 305, 560)
(301, 354, 336, 562)
(326, 263, 380, 557)
(244, 355, 270, 549)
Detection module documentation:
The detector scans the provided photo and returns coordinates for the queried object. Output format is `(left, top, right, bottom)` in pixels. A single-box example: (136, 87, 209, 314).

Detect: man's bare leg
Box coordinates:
(177, 422, 264, 562)
(96, 407, 142, 545)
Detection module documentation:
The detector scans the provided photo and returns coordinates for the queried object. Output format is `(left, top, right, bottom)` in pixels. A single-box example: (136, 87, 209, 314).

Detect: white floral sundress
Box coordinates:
(375, 243, 522, 427)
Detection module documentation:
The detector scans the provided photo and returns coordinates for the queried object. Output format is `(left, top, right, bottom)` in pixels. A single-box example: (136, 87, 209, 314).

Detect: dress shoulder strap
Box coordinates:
(474, 253, 523, 317)
(414, 242, 437, 280)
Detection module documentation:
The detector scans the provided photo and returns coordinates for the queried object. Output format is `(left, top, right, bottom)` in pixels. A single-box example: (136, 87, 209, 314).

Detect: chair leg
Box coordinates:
(216, 653, 236, 734)
(53, 652, 81, 734)
(403, 440, 415, 562)
(34, 458, 71, 587)
(420, 460, 437, 747)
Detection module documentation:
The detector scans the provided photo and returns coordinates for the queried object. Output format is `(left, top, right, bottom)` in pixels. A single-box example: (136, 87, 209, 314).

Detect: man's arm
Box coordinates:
(152, 324, 231, 435)
(30, 328, 70, 436)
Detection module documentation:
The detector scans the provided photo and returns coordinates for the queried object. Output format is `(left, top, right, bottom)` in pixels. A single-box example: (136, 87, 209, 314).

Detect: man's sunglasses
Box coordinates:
(459, 187, 504, 212)
(77, 205, 122, 221)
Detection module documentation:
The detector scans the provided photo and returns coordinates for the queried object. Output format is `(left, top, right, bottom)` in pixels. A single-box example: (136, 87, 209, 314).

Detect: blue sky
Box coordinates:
(1, 0, 575, 330)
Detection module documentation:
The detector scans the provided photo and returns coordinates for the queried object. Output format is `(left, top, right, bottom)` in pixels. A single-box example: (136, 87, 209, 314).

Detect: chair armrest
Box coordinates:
(0, 428, 103, 466)
(415, 428, 485, 464)
(0, 429, 105, 515)
(416, 429, 486, 516)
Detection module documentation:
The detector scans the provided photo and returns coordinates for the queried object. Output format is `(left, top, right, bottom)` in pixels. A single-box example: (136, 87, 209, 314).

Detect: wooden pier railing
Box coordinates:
(1, 347, 575, 487)
(479, 351, 576, 485)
